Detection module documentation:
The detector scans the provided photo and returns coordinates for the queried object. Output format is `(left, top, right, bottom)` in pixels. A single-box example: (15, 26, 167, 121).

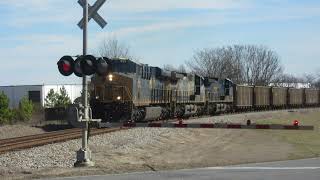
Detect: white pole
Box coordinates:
(75, 0, 94, 167)
(82, 0, 89, 151)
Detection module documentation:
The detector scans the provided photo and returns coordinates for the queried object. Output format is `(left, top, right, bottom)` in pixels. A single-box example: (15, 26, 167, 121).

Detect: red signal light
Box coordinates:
(293, 120, 299, 126)
(62, 63, 71, 72)
(57, 56, 74, 76)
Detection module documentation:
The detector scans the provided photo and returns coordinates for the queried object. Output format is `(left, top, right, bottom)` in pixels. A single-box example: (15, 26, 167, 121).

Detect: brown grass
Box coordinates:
(255, 109, 320, 159)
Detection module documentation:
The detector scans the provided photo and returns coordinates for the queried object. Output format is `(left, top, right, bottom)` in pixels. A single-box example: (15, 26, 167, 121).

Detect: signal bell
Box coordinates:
(57, 55, 110, 77)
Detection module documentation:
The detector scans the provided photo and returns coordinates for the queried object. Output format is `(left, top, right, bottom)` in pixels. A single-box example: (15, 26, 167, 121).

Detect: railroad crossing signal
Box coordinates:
(77, 0, 107, 29)
(57, 55, 110, 77)
(73, 0, 107, 168)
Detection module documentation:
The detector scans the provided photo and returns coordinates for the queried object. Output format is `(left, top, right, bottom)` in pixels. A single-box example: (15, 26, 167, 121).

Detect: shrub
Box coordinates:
(0, 92, 35, 124)
(0, 92, 9, 112)
(0, 109, 14, 124)
(0, 92, 12, 124)
(17, 97, 34, 121)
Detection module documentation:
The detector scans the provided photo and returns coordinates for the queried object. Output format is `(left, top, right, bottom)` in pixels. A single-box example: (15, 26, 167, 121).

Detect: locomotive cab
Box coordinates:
(90, 59, 135, 123)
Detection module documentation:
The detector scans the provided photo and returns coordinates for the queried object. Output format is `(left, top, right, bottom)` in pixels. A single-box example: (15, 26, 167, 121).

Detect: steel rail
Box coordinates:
(0, 128, 122, 154)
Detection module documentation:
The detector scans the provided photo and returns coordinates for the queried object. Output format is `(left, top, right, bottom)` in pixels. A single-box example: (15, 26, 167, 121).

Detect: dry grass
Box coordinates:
(255, 109, 320, 159)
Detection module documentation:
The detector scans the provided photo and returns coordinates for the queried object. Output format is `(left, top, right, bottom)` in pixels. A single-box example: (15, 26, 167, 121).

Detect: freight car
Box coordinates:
(305, 89, 320, 106)
(88, 58, 319, 126)
(271, 87, 287, 108)
(233, 85, 253, 110)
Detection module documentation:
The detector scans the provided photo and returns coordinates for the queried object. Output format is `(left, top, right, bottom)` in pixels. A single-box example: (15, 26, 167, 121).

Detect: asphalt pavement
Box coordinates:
(48, 158, 320, 180)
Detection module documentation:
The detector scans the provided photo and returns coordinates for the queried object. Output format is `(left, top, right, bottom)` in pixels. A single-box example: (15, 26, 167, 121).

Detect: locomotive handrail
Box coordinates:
(124, 86, 132, 100)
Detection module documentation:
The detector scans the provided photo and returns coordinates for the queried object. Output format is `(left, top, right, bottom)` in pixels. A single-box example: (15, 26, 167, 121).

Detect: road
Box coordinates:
(48, 158, 320, 180)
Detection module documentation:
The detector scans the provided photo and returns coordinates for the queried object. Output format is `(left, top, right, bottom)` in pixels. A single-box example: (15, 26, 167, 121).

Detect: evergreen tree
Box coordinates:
(44, 87, 72, 108)
(55, 86, 72, 108)
(0, 92, 11, 123)
(17, 97, 34, 121)
(0, 91, 9, 114)
(44, 89, 58, 108)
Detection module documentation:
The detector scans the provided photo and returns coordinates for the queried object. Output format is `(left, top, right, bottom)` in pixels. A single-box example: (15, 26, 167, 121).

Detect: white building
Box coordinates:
(0, 84, 82, 108)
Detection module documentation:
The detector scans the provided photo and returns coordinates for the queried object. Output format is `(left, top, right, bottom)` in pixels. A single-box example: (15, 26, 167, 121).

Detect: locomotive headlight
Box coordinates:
(108, 74, 113, 81)
(117, 96, 121, 100)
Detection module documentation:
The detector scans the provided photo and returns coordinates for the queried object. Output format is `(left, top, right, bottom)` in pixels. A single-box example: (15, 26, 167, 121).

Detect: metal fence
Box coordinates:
(44, 107, 67, 121)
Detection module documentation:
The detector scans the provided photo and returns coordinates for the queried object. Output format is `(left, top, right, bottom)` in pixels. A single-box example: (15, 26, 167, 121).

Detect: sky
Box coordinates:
(0, 0, 320, 85)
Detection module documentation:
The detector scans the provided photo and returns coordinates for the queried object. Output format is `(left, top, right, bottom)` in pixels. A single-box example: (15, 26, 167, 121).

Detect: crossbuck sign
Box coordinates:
(78, 0, 107, 29)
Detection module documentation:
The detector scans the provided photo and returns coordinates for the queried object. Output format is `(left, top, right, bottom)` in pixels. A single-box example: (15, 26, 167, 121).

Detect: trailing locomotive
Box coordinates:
(90, 58, 319, 126)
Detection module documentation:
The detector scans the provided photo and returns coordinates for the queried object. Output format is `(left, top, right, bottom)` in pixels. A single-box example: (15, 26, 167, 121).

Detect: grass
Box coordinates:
(255, 109, 320, 159)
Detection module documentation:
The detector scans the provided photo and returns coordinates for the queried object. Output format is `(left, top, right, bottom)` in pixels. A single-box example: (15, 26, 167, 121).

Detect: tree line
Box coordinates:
(187, 45, 282, 85)
(186, 45, 320, 87)
(99, 37, 319, 88)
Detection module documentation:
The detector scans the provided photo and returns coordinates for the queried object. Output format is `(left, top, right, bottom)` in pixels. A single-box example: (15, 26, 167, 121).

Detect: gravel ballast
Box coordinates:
(0, 128, 186, 169)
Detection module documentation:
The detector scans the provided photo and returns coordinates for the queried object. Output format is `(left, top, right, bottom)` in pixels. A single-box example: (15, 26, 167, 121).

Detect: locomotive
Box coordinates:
(90, 58, 233, 126)
(89, 58, 319, 127)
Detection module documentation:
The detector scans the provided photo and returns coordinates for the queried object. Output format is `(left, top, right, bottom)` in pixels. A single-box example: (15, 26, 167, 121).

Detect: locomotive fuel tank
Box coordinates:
(144, 106, 162, 121)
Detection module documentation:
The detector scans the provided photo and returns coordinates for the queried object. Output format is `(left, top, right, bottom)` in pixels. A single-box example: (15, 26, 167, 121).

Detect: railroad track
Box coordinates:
(2, 108, 313, 154)
(0, 128, 122, 154)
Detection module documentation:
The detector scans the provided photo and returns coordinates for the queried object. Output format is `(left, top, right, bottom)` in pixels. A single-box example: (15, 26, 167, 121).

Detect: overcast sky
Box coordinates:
(0, 0, 319, 85)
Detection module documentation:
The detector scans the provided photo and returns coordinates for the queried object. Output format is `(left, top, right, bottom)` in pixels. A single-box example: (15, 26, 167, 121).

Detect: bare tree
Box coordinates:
(98, 37, 131, 59)
(163, 64, 187, 73)
(310, 70, 320, 88)
(312, 79, 320, 88)
(187, 45, 283, 85)
(242, 45, 283, 86)
(177, 64, 187, 73)
(163, 64, 176, 71)
(186, 46, 243, 83)
(303, 73, 315, 84)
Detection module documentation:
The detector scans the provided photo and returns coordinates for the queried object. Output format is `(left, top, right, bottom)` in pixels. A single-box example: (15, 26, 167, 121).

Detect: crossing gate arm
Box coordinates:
(103, 122, 314, 130)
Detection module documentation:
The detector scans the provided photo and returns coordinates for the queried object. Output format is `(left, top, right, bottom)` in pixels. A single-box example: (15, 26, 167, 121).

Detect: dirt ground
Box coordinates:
(0, 112, 68, 140)
(0, 125, 45, 140)
(1, 108, 320, 179)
